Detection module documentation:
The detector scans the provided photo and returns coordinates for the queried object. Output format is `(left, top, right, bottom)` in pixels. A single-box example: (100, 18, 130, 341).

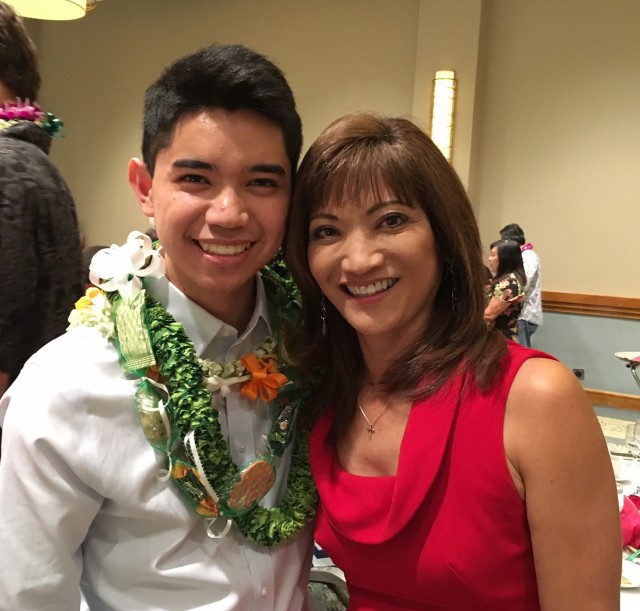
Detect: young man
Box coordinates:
(0, 44, 316, 610)
(499, 223, 543, 347)
(0, 1, 83, 400)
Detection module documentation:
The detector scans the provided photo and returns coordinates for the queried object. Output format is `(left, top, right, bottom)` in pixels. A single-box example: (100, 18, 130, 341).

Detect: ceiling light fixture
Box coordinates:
(7, 0, 87, 21)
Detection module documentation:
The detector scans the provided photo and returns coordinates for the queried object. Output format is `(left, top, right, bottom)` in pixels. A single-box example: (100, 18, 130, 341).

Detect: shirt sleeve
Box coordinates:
(0, 359, 103, 610)
(522, 250, 538, 285)
(491, 273, 524, 303)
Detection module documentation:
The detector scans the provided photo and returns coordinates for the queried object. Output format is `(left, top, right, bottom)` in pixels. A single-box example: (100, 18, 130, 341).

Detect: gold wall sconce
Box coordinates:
(430, 70, 457, 162)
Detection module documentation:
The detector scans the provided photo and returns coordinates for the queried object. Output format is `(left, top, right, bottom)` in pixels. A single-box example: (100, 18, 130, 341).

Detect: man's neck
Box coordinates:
(0, 83, 16, 104)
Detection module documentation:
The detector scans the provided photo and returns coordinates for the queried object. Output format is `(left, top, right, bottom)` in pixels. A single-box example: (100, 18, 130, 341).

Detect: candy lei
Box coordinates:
(69, 232, 317, 547)
(0, 100, 64, 136)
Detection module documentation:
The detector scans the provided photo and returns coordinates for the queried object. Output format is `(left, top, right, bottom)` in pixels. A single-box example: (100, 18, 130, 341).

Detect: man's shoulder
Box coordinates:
(0, 128, 48, 162)
(0, 129, 71, 200)
(2, 327, 131, 428)
(27, 327, 122, 380)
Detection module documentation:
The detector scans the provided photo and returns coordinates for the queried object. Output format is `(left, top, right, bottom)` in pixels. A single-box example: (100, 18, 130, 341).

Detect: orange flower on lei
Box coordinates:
(240, 353, 288, 402)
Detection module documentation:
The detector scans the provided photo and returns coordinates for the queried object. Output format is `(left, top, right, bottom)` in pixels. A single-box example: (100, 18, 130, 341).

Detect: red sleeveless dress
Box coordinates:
(310, 343, 550, 610)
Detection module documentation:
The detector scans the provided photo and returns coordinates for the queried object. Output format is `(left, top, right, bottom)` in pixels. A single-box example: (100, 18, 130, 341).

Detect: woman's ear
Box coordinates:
(128, 158, 154, 218)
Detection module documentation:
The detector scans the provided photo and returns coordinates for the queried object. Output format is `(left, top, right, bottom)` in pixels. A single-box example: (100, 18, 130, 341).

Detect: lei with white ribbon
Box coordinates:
(69, 232, 317, 546)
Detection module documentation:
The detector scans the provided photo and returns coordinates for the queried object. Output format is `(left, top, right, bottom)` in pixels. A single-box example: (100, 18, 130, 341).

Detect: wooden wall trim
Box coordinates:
(585, 388, 640, 412)
(542, 291, 640, 320)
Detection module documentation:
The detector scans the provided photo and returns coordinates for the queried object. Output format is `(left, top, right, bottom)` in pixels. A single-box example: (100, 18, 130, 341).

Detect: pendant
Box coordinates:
(268, 400, 298, 457)
(367, 424, 375, 440)
(226, 458, 276, 512)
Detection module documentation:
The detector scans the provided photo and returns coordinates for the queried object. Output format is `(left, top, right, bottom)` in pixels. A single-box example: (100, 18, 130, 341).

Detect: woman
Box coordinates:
(484, 239, 526, 340)
(285, 113, 620, 610)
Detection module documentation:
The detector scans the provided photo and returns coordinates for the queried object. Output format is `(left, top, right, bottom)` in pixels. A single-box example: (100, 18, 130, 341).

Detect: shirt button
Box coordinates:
(261, 587, 268, 597)
(238, 444, 246, 453)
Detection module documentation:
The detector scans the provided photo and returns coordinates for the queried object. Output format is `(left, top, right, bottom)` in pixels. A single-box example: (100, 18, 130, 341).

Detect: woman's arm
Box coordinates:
(483, 296, 511, 323)
(484, 273, 523, 323)
(504, 358, 621, 611)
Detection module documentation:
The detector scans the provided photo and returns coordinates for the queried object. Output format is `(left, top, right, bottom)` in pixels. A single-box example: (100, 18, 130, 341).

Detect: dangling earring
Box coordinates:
(320, 294, 328, 336)
(448, 264, 458, 315)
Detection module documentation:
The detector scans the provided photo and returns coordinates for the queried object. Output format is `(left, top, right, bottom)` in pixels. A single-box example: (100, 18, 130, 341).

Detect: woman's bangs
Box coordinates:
(313, 146, 411, 210)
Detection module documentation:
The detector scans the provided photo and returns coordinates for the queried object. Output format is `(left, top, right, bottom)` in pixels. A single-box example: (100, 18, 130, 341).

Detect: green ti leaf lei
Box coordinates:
(70, 249, 317, 547)
(143, 290, 317, 546)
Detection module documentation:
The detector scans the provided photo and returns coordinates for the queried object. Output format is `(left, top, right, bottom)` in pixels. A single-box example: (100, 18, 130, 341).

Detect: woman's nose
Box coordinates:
(341, 232, 384, 274)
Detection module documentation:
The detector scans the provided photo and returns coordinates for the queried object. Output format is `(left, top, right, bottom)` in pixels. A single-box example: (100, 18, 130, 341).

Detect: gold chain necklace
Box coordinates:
(358, 398, 391, 440)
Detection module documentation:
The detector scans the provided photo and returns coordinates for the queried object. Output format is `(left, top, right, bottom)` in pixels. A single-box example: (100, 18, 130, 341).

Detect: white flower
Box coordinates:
(67, 289, 115, 339)
(89, 231, 165, 299)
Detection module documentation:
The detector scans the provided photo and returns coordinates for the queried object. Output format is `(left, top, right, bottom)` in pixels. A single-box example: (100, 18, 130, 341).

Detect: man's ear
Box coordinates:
(128, 158, 154, 218)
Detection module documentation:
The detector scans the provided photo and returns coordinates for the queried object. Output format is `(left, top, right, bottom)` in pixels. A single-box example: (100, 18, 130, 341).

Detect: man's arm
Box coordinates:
(0, 362, 103, 610)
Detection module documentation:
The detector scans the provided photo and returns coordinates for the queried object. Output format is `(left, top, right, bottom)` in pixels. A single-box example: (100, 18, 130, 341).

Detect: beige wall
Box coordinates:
(470, 0, 640, 296)
(412, 0, 482, 189)
(35, 0, 420, 247)
(32, 0, 640, 296)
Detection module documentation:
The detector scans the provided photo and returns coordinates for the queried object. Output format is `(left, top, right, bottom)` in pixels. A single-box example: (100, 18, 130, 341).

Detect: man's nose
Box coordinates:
(205, 187, 248, 228)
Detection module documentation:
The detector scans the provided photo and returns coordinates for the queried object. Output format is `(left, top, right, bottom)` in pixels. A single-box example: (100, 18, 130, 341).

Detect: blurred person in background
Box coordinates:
(500, 223, 542, 346)
(0, 2, 83, 445)
(484, 239, 526, 341)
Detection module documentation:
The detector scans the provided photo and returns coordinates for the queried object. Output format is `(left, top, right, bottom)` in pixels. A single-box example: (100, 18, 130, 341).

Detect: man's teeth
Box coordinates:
(200, 242, 250, 255)
(346, 279, 397, 296)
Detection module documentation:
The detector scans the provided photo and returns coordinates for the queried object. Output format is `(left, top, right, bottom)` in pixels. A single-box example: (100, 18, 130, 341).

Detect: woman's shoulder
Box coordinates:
(491, 272, 523, 299)
(505, 356, 593, 431)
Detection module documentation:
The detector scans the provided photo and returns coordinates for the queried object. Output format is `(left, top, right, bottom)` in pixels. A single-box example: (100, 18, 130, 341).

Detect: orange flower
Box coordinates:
(195, 497, 219, 517)
(171, 462, 189, 479)
(240, 353, 288, 402)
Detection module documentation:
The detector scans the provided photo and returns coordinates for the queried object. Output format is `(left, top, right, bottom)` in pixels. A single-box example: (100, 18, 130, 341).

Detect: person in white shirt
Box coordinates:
(499, 223, 543, 347)
(0, 43, 316, 610)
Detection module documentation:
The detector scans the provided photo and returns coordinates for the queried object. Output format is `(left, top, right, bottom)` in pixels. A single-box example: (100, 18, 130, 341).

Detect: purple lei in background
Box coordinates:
(0, 99, 64, 137)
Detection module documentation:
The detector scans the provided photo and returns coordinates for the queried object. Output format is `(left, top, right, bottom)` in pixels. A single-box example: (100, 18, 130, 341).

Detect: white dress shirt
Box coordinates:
(0, 274, 314, 611)
(520, 248, 543, 325)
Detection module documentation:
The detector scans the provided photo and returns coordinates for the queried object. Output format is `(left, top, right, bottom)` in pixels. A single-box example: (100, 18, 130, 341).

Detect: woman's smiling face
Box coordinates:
(307, 184, 441, 346)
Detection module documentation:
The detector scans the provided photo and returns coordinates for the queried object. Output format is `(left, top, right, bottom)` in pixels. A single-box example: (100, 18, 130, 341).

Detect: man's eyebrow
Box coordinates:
(250, 163, 287, 176)
(171, 159, 213, 170)
(169, 160, 287, 176)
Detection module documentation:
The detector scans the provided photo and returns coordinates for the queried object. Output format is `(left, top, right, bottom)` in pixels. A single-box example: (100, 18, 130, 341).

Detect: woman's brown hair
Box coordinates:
(284, 113, 505, 439)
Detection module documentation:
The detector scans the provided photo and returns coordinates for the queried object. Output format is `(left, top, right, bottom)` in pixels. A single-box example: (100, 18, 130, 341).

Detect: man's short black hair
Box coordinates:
(0, 2, 41, 100)
(141, 44, 302, 176)
(499, 223, 525, 246)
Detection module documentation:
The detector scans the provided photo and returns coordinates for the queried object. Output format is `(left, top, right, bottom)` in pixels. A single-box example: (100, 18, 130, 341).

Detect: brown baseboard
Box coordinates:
(585, 388, 640, 412)
(542, 291, 640, 320)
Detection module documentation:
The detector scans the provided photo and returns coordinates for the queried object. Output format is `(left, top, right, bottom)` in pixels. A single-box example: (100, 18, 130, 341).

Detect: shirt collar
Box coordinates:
(144, 274, 272, 357)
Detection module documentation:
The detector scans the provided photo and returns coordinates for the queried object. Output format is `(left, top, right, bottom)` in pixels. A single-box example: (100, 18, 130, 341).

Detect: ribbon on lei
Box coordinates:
(240, 354, 288, 402)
